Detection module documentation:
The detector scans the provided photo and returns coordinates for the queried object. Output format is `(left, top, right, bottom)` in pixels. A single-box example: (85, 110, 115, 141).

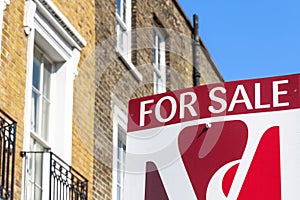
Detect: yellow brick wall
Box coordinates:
(92, 0, 222, 199)
(0, 1, 27, 199)
(0, 0, 96, 199)
(0, 0, 222, 199)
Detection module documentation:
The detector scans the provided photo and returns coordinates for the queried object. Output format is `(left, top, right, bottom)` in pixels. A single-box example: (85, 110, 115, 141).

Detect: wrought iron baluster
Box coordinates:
(1, 131, 6, 197)
(21, 149, 88, 200)
(10, 123, 16, 199)
(0, 109, 16, 200)
(6, 136, 11, 199)
(49, 153, 53, 200)
(0, 127, 3, 197)
(0, 120, 3, 189)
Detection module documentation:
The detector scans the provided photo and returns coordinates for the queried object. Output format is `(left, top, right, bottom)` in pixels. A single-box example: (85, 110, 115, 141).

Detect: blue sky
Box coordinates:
(177, 0, 300, 81)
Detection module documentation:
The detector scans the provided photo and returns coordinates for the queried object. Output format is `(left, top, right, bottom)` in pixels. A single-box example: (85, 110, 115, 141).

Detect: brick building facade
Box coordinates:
(0, 0, 222, 199)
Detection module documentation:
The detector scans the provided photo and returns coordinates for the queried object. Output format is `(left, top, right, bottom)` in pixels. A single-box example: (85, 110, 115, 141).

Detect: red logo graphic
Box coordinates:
(178, 121, 281, 199)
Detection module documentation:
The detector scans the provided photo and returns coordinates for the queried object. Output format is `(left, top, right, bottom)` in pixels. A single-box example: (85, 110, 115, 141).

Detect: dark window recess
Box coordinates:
(0, 109, 17, 200)
(20, 151, 88, 200)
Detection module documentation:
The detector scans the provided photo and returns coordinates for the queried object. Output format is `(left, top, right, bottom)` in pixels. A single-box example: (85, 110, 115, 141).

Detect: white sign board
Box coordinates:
(125, 74, 300, 200)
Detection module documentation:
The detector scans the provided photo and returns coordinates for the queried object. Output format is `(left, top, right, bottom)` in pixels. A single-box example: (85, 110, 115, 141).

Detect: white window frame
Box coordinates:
(116, 0, 131, 60)
(27, 46, 54, 200)
(115, 0, 142, 82)
(112, 106, 127, 200)
(153, 28, 166, 94)
(31, 47, 53, 143)
(22, 0, 86, 200)
(0, 0, 10, 52)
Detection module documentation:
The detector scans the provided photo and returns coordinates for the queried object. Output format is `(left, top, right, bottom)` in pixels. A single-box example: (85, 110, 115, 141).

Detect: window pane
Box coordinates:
(43, 58, 51, 99)
(41, 99, 50, 141)
(116, 0, 121, 16)
(153, 34, 157, 64)
(28, 139, 44, 200)
(158, 49, 161, 69)
(33, 57, 41, 90)
(28, 138, 34, 170)
(117, 24, 121, 48)
(31, 91, 40, 133)
(123, 0, 126, 22)
(122, 144, 126, 158)
(153, 30, 165, 94)
(117, 143, 121, 159)
(34, 185, 42, 200)
(117, 125, 126, 200)
(34, 152, 43, 188)
(158, 78, 163, 93)
(153, 49, 156, 64)
(157, 36, 161, 68)
(118, 126, 126, 144)
(28, 139, 34, 179)
(117, 185, 121, 200)
(117, 24, 128, 52)
(32, 47, 52, 139)
(156, 78, 159, 94)
(117, 161, 121, 182)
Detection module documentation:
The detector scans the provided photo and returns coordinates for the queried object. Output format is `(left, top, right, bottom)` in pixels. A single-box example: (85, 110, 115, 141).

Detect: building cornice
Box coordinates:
(35, 0, 87, 50)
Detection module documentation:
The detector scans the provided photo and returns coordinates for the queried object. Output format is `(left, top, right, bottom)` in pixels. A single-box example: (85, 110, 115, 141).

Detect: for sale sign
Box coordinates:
(125, 74, 300, 200)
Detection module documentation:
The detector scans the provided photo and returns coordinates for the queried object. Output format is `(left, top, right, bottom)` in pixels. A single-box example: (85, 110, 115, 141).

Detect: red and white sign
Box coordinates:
(125, 74, 300, 200)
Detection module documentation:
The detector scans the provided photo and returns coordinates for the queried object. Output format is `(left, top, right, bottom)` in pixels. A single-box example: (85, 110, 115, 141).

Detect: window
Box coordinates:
(153, 28, 166, 94)
(116, 126, 126, 200)
(27, 47, 53, 199)
(31, 47, 52, 142)
(115, 0, 142, 82)
(112, 106, 127, 200)
(23, 0, 86, 199)
(116, 0, 131, 60)
(27, 140, 47, 200)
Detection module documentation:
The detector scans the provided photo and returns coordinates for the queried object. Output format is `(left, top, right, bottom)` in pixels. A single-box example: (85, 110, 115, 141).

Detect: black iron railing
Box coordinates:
(50, 152, 88, 200)
(0, 109, 17, 200)
(20, 151, 88, 200)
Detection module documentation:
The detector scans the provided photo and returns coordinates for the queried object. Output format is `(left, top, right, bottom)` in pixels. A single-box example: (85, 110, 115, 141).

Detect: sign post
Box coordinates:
(125, 74, 300, 200)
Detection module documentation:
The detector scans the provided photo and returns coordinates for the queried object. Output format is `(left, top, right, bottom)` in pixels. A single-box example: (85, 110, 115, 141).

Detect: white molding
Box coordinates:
(153, 28, 166, 94)
(112, 106, 127, 200)
(71, 48, 80, 77)
(35, 0, 87, 49)
(22, 17, 36, 200)
(116, 0, 132, 62)
(24, 1, 37, 35)
(34, 12, 72, 60)
(117, 50, 143, 82)
(24, 0, 86, 50)
(113, 106, 127, 130)
(116, 14, 128, 31)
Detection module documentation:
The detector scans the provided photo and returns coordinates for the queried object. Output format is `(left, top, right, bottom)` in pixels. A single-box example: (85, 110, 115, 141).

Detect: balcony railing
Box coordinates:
(0, 109, 17, 200)
(20, 151, 88, 200)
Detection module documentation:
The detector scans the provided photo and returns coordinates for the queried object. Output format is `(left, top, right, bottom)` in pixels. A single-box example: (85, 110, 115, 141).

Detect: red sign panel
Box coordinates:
(128, 74, 300, 132)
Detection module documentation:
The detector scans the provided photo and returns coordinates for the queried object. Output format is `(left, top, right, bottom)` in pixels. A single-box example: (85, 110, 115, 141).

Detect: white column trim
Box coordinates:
(23, 0, 37, 35)
(112, 106, 127, 200)
(71, 48, 80, 78)
(21, 17, 36, 200)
